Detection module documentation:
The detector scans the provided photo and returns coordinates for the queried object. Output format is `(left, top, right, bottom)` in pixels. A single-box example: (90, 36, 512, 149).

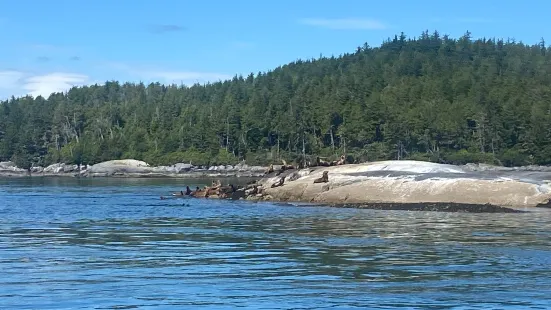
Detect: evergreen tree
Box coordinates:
(1, 30, 551, 167)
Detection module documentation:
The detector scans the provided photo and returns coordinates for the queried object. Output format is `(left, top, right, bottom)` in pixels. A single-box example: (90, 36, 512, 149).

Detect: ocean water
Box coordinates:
(1, 177, 551, 309)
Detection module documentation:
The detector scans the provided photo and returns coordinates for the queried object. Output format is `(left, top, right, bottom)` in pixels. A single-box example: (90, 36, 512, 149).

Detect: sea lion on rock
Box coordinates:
(265, 164, 274, 175)
(316, 157, 331, 167)
(211, 180, 222, 189)
(271, 176, 286, 188)
(313, 171, 329, 183)
(335, 154, 346, 166)
(281, 159, 294, 170)
(330, 155, 345, 166)
(276, 160, 296, 176)
(191, 187, 207, 198)
(287, 169, 313, 182)
(245, 185, 258, 196)
(218, 184, 236, 198)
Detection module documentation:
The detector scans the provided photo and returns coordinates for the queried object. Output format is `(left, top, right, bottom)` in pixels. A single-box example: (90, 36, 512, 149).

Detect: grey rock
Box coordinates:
(30, 166, 44, 173)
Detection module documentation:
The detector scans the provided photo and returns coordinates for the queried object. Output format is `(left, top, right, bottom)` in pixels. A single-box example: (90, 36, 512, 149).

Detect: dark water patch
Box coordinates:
(327, 202, 525, 213)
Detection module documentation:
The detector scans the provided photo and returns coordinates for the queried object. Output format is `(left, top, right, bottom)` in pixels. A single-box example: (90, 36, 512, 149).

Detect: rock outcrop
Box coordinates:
(0, 159, 267, 178)
(254, 160, 551, 209)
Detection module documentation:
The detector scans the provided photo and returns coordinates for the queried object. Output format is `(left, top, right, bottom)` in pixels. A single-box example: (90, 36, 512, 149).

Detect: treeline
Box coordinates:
(2, 30, 551, 169)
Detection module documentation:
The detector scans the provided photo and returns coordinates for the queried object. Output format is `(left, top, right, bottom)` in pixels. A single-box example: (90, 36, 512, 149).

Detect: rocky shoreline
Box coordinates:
(247, 160, 551, 210)
(325, 202, 527, 213)
(0, 159, 267, 178)
(4, 158, 551, 211)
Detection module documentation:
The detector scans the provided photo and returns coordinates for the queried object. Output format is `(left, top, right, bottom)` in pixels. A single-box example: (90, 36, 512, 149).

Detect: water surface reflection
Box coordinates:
(1, 178, 551, 309)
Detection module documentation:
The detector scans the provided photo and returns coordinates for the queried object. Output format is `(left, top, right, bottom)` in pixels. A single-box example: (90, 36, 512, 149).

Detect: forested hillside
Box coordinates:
(2, 30, 551, 168)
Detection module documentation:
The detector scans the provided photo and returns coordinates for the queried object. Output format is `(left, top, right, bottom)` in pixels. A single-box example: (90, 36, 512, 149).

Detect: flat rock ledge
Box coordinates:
(254, 160, 551, 211)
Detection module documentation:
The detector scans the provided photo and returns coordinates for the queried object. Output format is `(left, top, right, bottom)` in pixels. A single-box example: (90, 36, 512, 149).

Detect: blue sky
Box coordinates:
(0, 0, 549, 99)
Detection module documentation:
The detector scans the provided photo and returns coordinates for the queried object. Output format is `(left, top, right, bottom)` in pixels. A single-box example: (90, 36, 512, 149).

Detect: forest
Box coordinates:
(1, 30, 551, 169)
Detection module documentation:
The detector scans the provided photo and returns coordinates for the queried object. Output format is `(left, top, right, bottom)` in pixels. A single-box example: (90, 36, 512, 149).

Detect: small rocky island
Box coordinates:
(2, 158, 551, 211)
(249, 160, 551, 210)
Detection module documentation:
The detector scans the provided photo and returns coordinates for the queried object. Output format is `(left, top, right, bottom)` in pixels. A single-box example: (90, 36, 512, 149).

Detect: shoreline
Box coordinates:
(0, 172, 266, 179)
(270, 201, 531, 213)
(4, 158, 551, 211)
(249, 160, 551, 210)
(325, 202, 531, 213)
(0, 159, 267, 179)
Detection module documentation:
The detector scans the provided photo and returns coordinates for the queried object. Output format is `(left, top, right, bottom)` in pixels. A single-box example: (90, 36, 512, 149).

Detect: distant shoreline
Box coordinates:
(0, 159, 268, 179)
(0, 172, 265, 179)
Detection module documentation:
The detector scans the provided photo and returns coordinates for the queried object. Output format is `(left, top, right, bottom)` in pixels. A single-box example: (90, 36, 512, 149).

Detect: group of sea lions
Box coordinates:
(162, 154, 345, 201)
(264, 154, 346, 188)
(161, 180, 234, 200)
(264, 154, 346, 176)
(161, 179, 260, 200)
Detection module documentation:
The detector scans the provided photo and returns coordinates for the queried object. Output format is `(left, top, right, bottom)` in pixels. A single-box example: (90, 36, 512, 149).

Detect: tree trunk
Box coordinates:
(277, 132, 280, 160)
(225, 117, 229, 151)
(302, 133, 306, 167)
(330, 127, 335, 150)
(180, 126, 184, 150)
(343, 136, 347, 155)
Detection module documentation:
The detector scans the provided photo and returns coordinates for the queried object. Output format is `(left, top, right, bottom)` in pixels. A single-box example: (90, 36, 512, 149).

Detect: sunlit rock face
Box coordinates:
(260, 160, 551, 209)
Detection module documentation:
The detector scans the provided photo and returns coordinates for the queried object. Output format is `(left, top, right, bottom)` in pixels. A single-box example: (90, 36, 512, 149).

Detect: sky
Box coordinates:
(0, 0, 550, 100)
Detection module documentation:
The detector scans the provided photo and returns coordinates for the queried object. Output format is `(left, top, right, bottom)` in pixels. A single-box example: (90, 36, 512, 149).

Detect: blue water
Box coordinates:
(1, 177, 551, 309)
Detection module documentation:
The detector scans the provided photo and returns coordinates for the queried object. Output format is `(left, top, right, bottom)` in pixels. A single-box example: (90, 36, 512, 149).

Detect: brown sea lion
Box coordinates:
(316, 157, 331, 167)
(335, 154, 346, 166)
(271, 176, 286, 188)
(245, 185, 258, 196)
(205, 186, 219, 197)
(219, 184, 237, 198)
(265, 164, 274, 175)
(192, 188, 207, 198)
(313, 171, 329, 184)
(281, 159, 295, 170)
(211, 180, 222, 189)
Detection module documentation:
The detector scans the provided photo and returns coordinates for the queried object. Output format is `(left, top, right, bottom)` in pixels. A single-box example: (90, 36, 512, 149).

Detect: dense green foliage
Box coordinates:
(2, 30, 551, 168)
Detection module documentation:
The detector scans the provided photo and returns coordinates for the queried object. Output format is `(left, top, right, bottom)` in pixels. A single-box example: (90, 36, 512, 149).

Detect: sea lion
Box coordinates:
(219, 184, 237, 198)
(313, 171, 329, 183)
(245, 185, 258, 196)
(190, 186, 208, 198)
(265, 164, 274, 175)
(335, 154, 346, 166)
(316, 156, 331, 167)
(171, 190, 185, 196)
(271, 176, 286, 188)
(192, 188, 207, 198)
(205, 187, 219, 198)
(281, 159, 295, 170)
(211, 180, 222, 190)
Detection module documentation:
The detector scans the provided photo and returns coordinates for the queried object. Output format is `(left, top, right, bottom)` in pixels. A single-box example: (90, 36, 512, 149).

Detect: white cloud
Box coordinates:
(0, 70, 89, 99)
(299, 18, 387, 30)
(22, 73, 89, 97)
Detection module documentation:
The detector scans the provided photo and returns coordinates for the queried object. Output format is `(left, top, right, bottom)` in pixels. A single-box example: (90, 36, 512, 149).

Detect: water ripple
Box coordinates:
(1, 178, 551, 309)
